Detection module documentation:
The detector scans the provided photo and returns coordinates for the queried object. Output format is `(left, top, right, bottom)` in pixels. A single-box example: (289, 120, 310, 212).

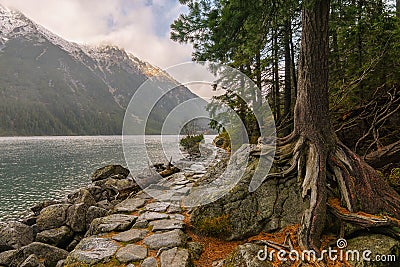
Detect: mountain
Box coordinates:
(0, 5, 208, 136)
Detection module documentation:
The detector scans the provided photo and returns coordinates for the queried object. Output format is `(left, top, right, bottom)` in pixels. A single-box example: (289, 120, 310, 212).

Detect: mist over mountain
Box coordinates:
(0, 5, 207, 136)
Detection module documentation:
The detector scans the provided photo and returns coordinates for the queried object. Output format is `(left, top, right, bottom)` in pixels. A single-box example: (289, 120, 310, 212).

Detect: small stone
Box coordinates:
(65, 237, 119, 265)
(167, 204, 182, 214)
(149, 219, 184, 231)
(160, 247, 190, 267)
(116, 244, 147, 263)
(144, 202, 170, 212)
(138, 212, 169, 221)
(112, 229, 149, 243)
(141, 257, 158, 267)
(133, 219, 149, 229)
(188, 242, 203, 260)
(19, 254, 42, 267)
(114, 198, 146, 213)
(143, 229, 187, 250)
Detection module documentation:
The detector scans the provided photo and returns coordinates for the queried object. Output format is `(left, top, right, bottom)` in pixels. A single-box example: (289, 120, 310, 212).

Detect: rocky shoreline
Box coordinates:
(0, 143, 227, 267)
(1, 142, 399, 267)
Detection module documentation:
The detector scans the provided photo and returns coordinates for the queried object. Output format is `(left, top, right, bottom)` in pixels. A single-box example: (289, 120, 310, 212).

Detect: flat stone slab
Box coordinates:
(149, 219, 184, 231)
(116, 244, 147, 263)
(112, 229, 149, 243)
(114, 198, 146, 212)
(138, 211, 169, 221)
(87, 214, 137, 235)
(143, 229, 187, 250)
(160, 247, 190, 267)
(141, 257, 158, 267)
(168, 214, 185, 221)
(65, 237, 119, 265)
(144, 202, 170, 212)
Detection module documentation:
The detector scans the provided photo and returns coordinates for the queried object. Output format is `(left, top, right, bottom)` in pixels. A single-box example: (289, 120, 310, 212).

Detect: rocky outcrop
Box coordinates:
(0, 222, 34, 252)
(190, 145, 306, 240)
(0, 242, 68, 267)
(91, 164, 130, 182)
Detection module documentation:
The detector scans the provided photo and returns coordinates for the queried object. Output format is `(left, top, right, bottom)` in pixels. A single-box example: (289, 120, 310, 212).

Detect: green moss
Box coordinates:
(194, 214, 231, 238)
(388, 168, 400, 188)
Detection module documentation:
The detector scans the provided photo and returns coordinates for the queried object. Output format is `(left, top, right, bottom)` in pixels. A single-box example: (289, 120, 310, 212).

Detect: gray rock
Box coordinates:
(36, 226, 73, 248)
(85, 206, 108, 229)
(167, 204, 183, 214)
(138, 212, 169, 221)
(36, 204, 70, 231)
(67, 189, 96, 206)
(86, 214, 137, 236)
(66, 203, 88, 233)
(114, 198, 146, 213)
(224, 243, 273, 267)
(112, 229, 149, 243)
(160, 247, 191, 267)
(0, 242, 69, 267)
(346, 234, 400, 267)
(0, 250, 17, 266)
(65, 237, 120, 265)
(149, 219, 184, 231)
(141, 257, 158, 267)
(94, 178, 139, 199)
(31, 200, 64, 216)
(144, 202, 170, 212)
(0, 222, 34, 252)
(91, 164, 130, 182)
(19, 254, 43, 267)
(133, 219, 149, 229)
(143, 229, 187, 250)
(116, 244, 147, 263)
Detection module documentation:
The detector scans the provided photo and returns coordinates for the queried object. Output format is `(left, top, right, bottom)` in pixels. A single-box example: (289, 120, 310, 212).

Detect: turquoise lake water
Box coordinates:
(0, 135, 184, 221)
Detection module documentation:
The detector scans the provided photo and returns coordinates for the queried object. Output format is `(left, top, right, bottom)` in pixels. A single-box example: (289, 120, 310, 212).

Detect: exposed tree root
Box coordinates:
(267, 135, 400, 254)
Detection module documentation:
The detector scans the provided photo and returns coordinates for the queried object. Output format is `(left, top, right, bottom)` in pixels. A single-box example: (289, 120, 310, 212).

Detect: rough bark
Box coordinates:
(283, 19, 292, 136)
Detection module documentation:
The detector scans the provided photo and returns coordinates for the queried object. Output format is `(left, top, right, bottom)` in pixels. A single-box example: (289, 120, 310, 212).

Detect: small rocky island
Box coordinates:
(0, 141, 399, 267)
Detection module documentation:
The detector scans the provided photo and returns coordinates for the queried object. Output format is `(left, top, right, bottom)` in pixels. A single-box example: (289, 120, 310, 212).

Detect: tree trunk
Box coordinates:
(273, 32, 281, 124)
(294, 0, 333, 251)
(283, 19, 292, 136)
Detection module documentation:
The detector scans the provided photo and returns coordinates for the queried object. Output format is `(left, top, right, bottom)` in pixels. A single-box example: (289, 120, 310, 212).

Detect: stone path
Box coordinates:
(64, 145, 227, 267)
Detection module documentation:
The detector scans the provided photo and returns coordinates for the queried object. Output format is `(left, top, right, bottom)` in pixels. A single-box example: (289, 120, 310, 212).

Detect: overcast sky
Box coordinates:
(0, 0, 193, 68)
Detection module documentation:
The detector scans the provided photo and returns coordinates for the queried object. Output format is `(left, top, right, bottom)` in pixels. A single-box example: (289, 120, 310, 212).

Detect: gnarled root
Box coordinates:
(268, 136, 400, 253)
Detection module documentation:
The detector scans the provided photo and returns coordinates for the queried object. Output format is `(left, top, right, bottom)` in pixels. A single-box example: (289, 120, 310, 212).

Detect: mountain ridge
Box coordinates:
(0, 4, 206, 136)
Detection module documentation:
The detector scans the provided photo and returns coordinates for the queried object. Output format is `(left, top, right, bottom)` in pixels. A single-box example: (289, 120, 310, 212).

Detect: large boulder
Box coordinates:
(346, 234, 400, 267)
(93, 178, 140, 201)
(67, 188, 96, 206)
(36, 204, 71, 232)
(91, 165, 130, 182)
(66, 203, 88, 233)
(0, 222, 34, 252)
(35, 226, 73, 248)
(0, 242, 68, 267)
(85, 206, 108, 229)
(190, 145, 307, 240)
(65, 237, 120, 265)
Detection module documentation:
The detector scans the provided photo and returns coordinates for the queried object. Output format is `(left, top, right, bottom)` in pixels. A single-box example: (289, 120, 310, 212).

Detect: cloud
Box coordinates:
(0, 0, 193, 68)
